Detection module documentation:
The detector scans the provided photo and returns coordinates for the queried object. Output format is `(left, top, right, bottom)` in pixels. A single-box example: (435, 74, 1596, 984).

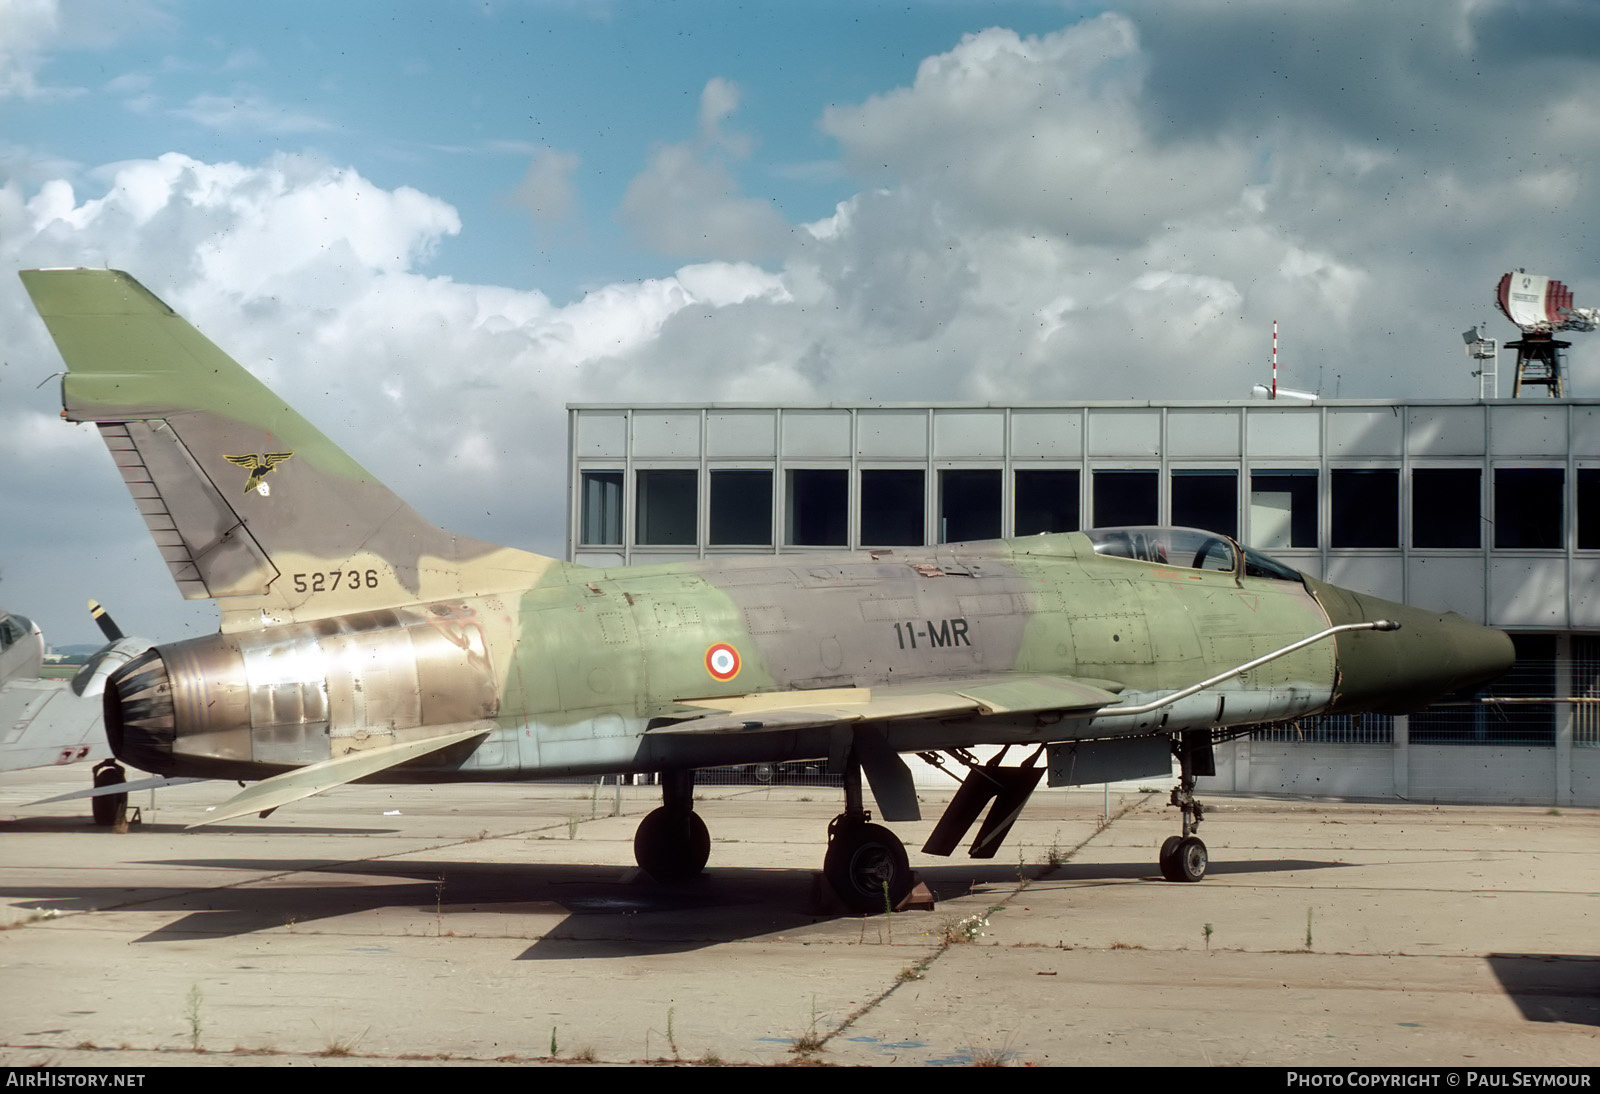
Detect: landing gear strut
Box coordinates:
(1159, 732, 1212, 883)
(634, 769, 709, 883)
(91, 759, 127, 828)
(823, 754, 913, 913)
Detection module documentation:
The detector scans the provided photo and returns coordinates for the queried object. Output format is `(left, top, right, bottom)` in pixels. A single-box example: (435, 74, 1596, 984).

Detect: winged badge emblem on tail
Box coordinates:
(224, 452, 293, 495)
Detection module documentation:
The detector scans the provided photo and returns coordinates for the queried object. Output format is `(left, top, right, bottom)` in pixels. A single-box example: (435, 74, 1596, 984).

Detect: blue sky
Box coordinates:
(4, 0, 1599, 644)
(9, 2, 1084, 295)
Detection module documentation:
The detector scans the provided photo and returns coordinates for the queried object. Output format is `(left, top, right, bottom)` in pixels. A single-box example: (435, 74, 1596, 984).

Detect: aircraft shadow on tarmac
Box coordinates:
(0, 854, 1353, 958)
(1485, 954, 1600, 1027)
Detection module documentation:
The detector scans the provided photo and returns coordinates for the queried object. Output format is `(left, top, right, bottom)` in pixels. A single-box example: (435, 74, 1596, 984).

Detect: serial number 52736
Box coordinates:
(292, 569, 380, 593)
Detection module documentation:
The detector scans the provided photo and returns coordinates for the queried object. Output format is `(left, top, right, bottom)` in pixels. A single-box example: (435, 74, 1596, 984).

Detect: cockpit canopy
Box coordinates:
(1083, 526, 1303, 582)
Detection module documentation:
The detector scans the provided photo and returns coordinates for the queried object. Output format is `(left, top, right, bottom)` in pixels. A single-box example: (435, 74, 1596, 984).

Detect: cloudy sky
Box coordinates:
(3, 0, 1598, 646)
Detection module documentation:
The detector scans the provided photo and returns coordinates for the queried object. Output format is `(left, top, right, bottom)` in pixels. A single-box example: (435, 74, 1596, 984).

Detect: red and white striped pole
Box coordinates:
(1272, 319, 1278, 399)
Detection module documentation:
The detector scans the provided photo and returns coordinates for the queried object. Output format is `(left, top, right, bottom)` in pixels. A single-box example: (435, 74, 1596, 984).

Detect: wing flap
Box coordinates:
(654, 675, 1123, 735)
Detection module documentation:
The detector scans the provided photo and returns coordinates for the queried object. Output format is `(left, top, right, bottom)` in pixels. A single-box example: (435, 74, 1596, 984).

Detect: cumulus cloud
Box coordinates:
(619, 78, 792, 261)
(0, 152, 797, 639)
(0, 0, 64, 98)
(511, 147, 580, 225)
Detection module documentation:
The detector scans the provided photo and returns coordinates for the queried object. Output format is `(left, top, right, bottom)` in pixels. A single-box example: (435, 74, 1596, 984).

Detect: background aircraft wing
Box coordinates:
(654, 675, 1125, 735)
(0, 678, 107, 772)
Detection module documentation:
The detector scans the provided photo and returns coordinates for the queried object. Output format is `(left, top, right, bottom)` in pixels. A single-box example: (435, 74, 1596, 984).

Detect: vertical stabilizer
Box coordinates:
(21, 269, 555, 627)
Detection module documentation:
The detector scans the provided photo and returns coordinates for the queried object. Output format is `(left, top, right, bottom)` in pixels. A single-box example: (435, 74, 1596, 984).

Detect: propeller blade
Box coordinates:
(88, 599, 124, 642)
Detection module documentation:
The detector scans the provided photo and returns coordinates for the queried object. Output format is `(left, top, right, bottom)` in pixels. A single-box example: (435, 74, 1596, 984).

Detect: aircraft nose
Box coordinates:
(1304, 577, 1516, 715)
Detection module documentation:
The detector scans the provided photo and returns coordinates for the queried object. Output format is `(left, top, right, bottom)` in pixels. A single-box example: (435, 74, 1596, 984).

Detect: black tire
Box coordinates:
(1174, 836, 1208, 883)
(91, 761, 127, 828)
(751, 763, 775, 784)
(633, 807, 710, 882)
(1158, 835, 1183, 881)
(824, 822, 911, 914)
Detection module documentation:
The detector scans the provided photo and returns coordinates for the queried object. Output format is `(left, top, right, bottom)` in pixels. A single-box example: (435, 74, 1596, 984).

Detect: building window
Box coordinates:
(635, 469, 697, 546)
(1493, 468, 1564, 549)
(1170, 471, 1237, 539)
(861, 469, 925, 546)
(580, 471, 623, 546)
(709, 470, 773, 546)
(1411, 469, 1481, 549)
(1579, 469, 1600, 550)
(1331, 469, 1399, 548)
(1250, 470, 1317, 548)
(784, 469, 847, 546)
(939, 469, 1001, 543)
(1092, 470, 1157, 527)
(1014, 469, 1079, 536)
(1576, 637, 1600, 748)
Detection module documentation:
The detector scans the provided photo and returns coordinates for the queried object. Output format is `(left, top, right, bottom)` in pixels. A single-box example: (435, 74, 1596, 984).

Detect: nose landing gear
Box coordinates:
(1159, 731, 1213, 883)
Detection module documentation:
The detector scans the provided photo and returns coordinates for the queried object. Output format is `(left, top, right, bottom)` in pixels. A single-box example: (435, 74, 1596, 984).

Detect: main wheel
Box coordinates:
(1158, 835, 1183, 881)
(91, 761, 127, 828)
(633, 807, 710, 882)
(1173, 836, 1208, 883)
(824, 822, 911, 914)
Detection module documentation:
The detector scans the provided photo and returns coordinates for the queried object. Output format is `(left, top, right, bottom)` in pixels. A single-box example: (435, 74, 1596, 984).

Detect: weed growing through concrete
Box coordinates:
(940, 912, 989, 944)
(312, 1019, 368, 1057)
(1, 907, 60, 930)
(789, 996, 826, 1056)
(1045, 830, 1066, 868)
(184, 985, 203, 1052)
(550, 1027, 558, 1057)
(1305, 907, 1314, 949)
(1203, 922, 1214, 950)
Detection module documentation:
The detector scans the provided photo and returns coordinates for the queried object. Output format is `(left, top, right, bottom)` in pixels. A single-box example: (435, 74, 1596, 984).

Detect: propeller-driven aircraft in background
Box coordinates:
(0, 602, 149, 823)
(20, 269, 1514, 910)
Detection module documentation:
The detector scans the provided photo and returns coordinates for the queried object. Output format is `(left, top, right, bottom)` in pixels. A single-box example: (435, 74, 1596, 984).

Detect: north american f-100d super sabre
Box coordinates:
(20, 269, 1515, 911)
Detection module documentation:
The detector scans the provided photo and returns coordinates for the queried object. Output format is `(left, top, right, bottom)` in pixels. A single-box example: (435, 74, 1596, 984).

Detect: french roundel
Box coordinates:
(705, 642, 741, 681)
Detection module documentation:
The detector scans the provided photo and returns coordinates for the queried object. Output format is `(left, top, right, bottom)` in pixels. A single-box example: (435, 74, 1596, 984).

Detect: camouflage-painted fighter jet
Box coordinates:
(20, 269, 1514, 911)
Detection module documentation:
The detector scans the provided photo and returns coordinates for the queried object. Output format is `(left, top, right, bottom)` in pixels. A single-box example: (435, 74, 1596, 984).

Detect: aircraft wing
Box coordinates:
(654, 675, 1125, 735)
(0, 677, 108, 772)
(191, 727, 492, 827)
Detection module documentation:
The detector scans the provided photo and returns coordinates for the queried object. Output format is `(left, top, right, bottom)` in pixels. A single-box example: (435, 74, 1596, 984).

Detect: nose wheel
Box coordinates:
(1159, 731, 1212, 882)
(1158, 834, 1207, 882)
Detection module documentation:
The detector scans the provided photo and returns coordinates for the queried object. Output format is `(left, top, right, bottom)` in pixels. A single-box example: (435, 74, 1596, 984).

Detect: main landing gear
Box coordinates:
(1159, 731, 1213, 883)
(823, 754, 914, 913)
(633, 769, 710, 883)
(630, 762, 918, 915)
(90, 759, 128, 828)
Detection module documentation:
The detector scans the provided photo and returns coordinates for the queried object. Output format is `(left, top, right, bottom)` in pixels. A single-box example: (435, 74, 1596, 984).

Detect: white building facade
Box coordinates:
(567, 400, 1600, 807)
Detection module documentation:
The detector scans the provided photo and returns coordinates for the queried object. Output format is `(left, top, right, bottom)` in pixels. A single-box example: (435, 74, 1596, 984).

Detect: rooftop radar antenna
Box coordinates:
(1495, 270, 1597, 397)
(1251, 320, 1316, 401)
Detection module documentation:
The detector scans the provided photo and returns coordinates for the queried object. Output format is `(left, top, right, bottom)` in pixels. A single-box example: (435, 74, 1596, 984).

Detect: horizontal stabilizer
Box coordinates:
(29, 775, 206, 806)
(192, 728, 488, 827)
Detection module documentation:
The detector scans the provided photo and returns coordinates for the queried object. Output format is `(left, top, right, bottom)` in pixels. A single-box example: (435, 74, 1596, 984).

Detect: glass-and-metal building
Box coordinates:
(566, 399, 1600, 806)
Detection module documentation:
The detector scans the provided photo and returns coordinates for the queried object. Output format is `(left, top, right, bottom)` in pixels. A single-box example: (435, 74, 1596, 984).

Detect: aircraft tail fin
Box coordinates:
(21, 269, 553, 626)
